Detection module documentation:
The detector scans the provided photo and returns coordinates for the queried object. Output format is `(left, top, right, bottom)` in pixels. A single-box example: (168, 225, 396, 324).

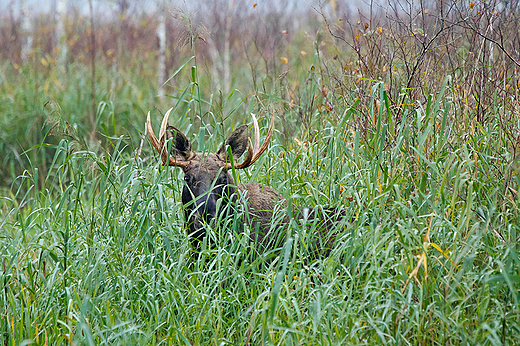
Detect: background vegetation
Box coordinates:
(1, 0, 519, 344)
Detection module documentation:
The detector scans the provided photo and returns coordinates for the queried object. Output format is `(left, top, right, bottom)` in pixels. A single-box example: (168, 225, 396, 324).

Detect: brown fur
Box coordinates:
(148, 114, 343, 256)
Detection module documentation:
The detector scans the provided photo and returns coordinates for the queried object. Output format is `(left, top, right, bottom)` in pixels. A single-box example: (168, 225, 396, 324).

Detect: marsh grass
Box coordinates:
(1, 3, 520, 342)
(1, 59, 519, 345)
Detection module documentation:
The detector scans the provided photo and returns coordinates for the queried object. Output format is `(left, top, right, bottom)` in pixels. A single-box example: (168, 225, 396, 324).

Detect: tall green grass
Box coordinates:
(0, 57, 160, 192)
(1, 54, 519, 345)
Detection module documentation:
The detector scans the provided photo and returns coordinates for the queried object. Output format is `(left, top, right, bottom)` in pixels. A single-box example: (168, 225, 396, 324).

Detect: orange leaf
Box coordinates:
(280, 57, 288, 64)
(321, 87, 329, 98)
(469, 2, 475, 8)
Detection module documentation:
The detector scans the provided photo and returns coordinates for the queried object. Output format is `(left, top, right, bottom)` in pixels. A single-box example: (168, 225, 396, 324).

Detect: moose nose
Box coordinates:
(195, 193, 217, 221)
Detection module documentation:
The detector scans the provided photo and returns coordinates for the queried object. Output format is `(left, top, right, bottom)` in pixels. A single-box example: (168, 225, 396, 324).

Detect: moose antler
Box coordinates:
(224, 112, 274, 169)
(146, 108, 191, 169)
(147, 108, 274, 170)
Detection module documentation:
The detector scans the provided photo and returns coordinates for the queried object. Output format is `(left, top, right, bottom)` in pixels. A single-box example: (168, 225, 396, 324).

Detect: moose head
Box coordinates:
(147, 108, 281, 248)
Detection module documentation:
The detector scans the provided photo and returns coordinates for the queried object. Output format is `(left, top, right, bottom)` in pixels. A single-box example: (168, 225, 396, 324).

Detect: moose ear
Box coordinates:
(216, 124, 249, 162)
(164, 126, 195, 161)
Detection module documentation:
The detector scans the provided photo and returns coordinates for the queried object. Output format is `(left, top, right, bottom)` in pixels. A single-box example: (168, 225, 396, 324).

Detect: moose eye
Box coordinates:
(184, 175, 190, 183)
(217, 174, 228, 186)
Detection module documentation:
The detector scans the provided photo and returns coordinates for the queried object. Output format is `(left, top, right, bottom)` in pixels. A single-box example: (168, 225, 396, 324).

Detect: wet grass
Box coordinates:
(1, 59, 519, 345)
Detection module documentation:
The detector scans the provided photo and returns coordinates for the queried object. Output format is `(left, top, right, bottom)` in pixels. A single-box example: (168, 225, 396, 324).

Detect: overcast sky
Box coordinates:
(1, 0, 370, 20)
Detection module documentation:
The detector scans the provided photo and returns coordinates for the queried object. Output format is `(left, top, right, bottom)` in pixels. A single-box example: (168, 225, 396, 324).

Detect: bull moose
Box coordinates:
(146, 108, 341, 256)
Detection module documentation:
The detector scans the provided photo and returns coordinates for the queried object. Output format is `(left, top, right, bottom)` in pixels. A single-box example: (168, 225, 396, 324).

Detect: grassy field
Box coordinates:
(1, 1, 520, 345)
